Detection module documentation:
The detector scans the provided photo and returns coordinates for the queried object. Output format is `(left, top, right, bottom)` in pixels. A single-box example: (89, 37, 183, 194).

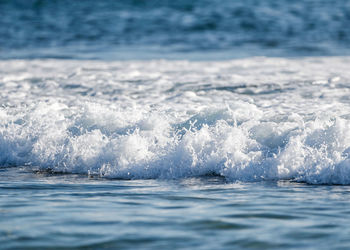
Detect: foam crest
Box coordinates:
(1, 57, 350, 184)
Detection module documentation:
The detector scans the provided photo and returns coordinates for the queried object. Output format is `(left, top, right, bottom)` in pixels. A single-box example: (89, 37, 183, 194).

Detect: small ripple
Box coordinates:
(185, 219, 251, 230)
(284, 231, 331, 240)
(307, 224, 339, 229)
(224, 212, 303, 220)
(225, 239, 292, 249)
(161, 195, 222, 202)
(75, 235, 196, 249)
(220, 202, 253, 208)
(154, 205, 188, 210)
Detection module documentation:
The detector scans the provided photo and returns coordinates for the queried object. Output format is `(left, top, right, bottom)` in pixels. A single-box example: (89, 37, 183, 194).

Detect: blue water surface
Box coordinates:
(1, 167, 350, 249)
(1, 1, 350, 249)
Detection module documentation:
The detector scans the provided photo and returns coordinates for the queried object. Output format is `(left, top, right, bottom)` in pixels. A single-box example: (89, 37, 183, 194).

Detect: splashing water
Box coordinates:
(1, 57, 350, 184)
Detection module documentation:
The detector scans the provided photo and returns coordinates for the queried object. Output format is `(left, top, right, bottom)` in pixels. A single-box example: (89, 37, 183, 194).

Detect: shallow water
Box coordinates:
(2, 167, 350, 249)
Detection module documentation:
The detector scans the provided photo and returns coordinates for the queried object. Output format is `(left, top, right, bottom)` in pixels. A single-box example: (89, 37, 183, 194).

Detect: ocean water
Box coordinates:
(1, 0, 350, 249)
(1, 0, 350, 59)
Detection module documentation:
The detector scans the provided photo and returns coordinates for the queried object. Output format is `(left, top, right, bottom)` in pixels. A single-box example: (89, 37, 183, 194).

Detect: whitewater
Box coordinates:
(1, 56, 350, 184)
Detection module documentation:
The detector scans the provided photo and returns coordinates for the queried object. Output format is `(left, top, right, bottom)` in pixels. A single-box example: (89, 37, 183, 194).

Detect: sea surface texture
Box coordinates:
(1, 0, 350, 249)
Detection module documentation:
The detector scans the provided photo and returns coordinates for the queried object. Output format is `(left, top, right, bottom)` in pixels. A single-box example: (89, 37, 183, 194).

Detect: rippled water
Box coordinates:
(2, 167, 350, 249)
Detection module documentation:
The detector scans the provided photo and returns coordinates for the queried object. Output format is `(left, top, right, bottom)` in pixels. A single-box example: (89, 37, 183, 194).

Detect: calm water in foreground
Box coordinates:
(1, 167, 350, 250)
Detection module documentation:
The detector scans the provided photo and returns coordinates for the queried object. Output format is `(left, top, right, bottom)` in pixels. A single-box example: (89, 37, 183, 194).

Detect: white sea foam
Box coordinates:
(1, 57, 350, 184)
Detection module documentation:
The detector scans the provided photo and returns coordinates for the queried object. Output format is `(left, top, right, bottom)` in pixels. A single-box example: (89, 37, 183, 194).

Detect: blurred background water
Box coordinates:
(0, 0, 350, 59)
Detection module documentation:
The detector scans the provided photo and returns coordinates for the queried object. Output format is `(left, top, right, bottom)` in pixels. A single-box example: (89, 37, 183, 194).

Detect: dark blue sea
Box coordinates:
(1, 0, 350, 249)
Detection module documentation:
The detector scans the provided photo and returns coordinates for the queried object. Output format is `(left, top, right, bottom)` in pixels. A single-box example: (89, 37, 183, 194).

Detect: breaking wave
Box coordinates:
(1, 57, 350, 184)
